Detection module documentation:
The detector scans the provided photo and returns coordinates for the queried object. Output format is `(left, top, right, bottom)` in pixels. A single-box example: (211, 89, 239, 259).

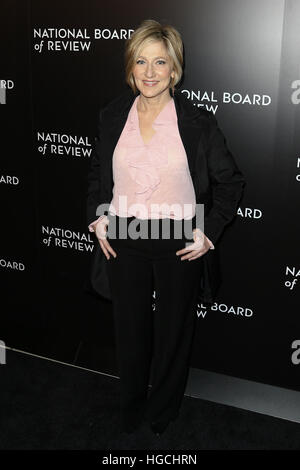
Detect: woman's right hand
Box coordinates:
(91, 216, 117, 260)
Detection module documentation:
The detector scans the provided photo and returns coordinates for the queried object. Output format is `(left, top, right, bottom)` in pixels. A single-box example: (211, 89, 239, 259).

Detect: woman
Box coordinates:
(86, 19, 246, 436)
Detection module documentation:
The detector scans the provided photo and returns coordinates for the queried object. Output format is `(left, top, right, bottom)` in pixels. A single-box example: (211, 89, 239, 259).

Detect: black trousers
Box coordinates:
(106, 214, 204, 425)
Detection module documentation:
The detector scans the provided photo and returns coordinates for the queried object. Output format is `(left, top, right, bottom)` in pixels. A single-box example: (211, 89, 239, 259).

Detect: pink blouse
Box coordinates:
(88, 94, 214, 250)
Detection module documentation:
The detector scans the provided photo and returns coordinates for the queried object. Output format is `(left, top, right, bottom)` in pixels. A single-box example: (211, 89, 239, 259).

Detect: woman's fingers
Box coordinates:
(178, 248, 205, 261)
(98, 239, 109, 259)
(176, 237, 210, 261)
(105, 240, 117, 258)
(99, 238, 117, 259)
(187, 251, 203, 261)
(93, 218, 117, 259)
(176, 240, 201, 259)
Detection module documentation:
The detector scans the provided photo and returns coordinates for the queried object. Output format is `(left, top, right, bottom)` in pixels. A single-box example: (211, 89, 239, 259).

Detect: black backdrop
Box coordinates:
(1, 0, 299, 391)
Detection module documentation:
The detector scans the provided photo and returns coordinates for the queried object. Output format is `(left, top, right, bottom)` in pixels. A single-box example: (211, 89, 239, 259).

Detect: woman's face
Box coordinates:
(132, 40, 175, 99)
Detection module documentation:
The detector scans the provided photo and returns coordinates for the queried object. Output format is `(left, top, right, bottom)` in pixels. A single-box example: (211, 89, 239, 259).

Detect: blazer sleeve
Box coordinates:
(86, 108, 108, 228)
(203, 112, 246, 246)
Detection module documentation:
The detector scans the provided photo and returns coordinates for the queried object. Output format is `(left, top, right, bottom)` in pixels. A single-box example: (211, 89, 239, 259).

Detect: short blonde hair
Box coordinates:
(124, 19, 184, 95)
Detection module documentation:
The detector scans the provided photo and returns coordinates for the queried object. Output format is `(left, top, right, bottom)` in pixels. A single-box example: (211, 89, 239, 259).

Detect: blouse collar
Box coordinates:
(128, 94, 177, 130)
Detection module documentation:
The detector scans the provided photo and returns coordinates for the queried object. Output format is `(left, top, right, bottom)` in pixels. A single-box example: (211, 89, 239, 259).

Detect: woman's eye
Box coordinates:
(136, 60, 166, 65)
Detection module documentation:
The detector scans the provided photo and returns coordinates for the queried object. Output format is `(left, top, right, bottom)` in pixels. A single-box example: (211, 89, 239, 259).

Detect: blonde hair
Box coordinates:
(124, 19, 184, 95)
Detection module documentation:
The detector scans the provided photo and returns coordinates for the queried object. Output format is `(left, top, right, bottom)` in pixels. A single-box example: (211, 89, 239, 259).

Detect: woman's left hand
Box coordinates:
(176, 228, 211, 261)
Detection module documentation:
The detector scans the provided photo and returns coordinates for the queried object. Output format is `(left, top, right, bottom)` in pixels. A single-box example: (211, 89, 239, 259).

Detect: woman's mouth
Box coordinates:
(143, 81, 159, 87)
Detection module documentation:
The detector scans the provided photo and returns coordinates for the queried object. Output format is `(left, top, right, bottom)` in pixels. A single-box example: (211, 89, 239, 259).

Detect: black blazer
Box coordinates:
(86, 87, 246, 304)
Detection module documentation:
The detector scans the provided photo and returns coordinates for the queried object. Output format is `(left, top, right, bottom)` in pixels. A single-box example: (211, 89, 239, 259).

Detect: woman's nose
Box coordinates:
(145, 65, 155, 78)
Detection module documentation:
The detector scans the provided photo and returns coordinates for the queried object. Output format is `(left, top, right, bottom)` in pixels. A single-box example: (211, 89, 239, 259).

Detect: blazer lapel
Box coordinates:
(105, 91, 136, 191)
(173, 91, 203, 176)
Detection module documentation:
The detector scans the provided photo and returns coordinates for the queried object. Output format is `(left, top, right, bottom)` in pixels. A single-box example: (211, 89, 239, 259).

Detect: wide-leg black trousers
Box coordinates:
(106, 214, 204, 426)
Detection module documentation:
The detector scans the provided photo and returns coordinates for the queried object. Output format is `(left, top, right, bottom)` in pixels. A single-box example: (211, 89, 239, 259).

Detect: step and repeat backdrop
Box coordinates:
(1, 0, 299, 391)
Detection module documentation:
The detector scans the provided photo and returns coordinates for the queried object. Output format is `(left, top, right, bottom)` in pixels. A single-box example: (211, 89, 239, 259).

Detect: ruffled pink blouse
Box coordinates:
(88, 94, 214, 249)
